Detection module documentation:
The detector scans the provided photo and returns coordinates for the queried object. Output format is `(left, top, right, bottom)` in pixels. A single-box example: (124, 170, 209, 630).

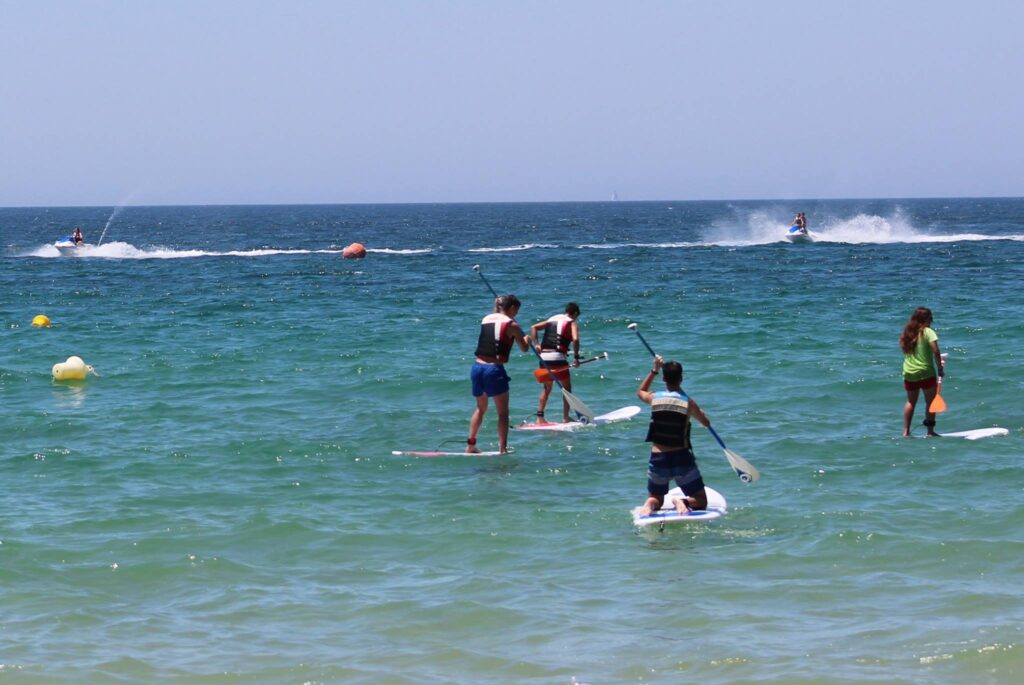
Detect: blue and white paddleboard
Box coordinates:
(514, 405, 642, 432)
(631, 486, 727, 527)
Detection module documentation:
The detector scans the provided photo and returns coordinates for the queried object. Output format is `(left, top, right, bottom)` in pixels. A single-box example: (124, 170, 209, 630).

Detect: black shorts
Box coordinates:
(646, 448, 704, 497)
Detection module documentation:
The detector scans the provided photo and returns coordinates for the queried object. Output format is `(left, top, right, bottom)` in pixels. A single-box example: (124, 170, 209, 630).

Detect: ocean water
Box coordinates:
(2, 199, 1023, 684)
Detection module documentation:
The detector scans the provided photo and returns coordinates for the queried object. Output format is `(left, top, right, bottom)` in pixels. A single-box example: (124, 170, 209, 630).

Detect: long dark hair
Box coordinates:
(899, 307, 933, 354)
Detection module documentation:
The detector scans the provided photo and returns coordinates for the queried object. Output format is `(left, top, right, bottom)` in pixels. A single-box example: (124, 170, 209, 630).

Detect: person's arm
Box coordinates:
(570, 322, 581, 366)
(529, 321, 544, 352)
(511, 322, 530, 352)
(687, 397, 711, 428)
(930, 339, 944, 377)
(637, 355, 663, 404)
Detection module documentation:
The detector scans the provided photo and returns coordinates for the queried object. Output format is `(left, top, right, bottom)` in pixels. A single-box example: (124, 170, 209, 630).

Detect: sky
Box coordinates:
(1, 0, 1022, 206)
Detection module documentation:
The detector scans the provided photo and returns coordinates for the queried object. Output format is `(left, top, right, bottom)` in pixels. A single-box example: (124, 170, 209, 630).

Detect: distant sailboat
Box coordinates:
(611, 191, 619, 201)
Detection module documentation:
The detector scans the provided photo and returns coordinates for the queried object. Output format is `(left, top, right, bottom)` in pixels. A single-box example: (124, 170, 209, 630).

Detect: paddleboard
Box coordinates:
(938, 427, 1009, 440)
(631, 486, 727, 527)
(391, 449, 506, 457)
(514, 405, 642, 432)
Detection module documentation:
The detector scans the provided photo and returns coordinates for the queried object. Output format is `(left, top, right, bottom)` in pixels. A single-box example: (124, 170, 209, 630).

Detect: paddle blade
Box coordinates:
(533, 366, 570, 383)
(929, 391, 947, 414)
(561, 389, 595, 423)
(724, 448, 760, 483)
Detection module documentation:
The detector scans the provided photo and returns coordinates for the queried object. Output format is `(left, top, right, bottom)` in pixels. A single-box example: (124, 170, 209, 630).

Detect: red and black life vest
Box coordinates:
(475, 313, 514, 362)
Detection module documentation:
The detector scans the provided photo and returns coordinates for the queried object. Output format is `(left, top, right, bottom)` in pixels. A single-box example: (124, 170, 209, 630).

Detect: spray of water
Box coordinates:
(96, 206, 125, 247)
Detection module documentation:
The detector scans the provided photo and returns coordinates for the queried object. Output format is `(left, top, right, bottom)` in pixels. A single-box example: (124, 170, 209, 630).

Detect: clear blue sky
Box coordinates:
(2, 1, 1022, 206)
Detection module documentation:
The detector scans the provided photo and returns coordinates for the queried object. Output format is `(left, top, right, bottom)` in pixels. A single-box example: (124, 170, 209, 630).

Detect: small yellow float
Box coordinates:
(52, 356, 98, 381)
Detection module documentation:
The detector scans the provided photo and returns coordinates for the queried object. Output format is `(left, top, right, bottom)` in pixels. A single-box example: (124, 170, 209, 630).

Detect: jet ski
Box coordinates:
(786, 226, 814, 243)
(54, 236, 94, 255)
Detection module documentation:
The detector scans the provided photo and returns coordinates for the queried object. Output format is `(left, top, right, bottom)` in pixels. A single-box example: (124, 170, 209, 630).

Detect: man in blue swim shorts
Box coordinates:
(636, 354, 714, 515)
(467, 294, 530, 454)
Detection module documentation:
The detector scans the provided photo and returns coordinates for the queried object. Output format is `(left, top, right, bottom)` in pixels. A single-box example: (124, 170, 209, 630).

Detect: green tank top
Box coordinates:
(902, 327, 938, 381)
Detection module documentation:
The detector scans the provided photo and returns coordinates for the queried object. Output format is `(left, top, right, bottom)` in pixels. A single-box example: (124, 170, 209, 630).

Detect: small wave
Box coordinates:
(468, 244, 559, 253)
(366, 248, 433, 255)
(24, 242, 325, 259)
(577, 242, 701, 249)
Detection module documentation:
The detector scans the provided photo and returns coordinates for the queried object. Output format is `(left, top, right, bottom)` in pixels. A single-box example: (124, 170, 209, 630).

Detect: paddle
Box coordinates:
(929, 353, 949, 413)
(627, 322, 760, 483)
(473, 265, 595, 423)
(532, 352, 608, 383)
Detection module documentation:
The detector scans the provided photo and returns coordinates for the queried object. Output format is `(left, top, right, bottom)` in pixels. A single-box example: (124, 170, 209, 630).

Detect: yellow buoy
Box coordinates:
(32, 314, 51, 327)
(52, 356, 97, 381)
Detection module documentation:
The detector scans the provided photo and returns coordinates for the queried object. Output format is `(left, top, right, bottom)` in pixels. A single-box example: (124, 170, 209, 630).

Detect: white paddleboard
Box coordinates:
(631, 486, 727, 527)
(514, 405, 642, 432)
(391, 450, 506, 457)
(938, 427, 1009, 440)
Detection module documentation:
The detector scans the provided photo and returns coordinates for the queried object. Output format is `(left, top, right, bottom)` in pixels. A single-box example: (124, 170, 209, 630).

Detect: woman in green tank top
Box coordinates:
(899, 307, 944, 437)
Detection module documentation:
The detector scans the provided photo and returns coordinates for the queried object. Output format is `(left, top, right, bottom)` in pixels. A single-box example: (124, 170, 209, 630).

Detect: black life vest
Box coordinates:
(645, 390, 692, 448)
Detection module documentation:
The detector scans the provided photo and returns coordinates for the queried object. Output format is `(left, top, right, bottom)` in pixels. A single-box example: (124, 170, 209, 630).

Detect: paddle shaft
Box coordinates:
(632, 328, 657, 358)
(533, 353, 607, 382)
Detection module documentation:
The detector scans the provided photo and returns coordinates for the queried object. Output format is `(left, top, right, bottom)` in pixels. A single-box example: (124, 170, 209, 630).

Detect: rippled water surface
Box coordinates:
(2, 199, 1023, 684)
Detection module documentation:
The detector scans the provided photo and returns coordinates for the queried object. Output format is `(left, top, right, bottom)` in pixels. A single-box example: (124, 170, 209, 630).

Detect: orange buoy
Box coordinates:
(342, 242, 367, 259)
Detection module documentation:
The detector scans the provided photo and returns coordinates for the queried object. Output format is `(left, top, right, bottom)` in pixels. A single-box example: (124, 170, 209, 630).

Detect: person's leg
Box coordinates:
(537, 382, 553, 424)
(640, 457, 670, 515)
(902, 386, 920, 437)
(922, 383, 939, 436)
(467, 395, 488, 453)
(560, 376, 572, 423)
(677, 482, 708, 512)
(493, 392, 511, 453)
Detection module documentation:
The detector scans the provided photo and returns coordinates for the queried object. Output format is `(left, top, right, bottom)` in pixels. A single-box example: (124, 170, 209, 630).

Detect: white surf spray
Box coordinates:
(704, 207, 1024, 246)
(468, 243, 559, 252)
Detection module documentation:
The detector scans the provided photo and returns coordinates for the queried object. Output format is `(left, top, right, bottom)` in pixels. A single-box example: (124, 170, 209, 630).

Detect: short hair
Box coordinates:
(496, 294, 521, 311)
(662, 360, 683, 385)
(565, 302, 580, 316)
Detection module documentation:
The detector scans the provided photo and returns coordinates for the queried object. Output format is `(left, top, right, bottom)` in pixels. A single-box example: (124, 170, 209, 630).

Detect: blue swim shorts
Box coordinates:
(647, 448, 704, 497)
(471, 362, 511, 397)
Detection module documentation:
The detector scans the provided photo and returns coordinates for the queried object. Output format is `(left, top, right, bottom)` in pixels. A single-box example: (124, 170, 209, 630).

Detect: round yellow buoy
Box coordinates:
(342, 242, 367, 259)
(52, 356, 96, 381)
(32, 314, 51, 327)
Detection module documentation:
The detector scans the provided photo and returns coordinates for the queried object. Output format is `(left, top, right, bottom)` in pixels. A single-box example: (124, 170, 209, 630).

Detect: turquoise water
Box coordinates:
(2, 199, 1023, 684)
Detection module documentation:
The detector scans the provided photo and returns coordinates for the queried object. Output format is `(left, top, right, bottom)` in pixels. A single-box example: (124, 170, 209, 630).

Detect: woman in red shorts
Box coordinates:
(899, 307, 944, 437)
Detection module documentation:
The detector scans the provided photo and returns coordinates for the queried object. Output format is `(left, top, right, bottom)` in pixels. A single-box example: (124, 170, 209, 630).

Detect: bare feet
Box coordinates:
(639, 496, 661, 516)
(466, 445, 481, 454)
(672, 496, 691, 514)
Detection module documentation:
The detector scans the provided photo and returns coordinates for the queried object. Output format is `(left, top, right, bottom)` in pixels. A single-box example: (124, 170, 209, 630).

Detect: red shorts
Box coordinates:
(904, 376, 937, 391)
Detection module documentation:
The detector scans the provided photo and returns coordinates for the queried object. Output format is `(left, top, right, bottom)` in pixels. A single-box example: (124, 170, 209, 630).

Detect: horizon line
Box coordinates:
(3, 194, 1023, 211)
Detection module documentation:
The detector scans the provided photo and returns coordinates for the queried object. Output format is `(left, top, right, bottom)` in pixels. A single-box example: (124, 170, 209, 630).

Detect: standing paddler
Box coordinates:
(467, 294, 531, 454)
